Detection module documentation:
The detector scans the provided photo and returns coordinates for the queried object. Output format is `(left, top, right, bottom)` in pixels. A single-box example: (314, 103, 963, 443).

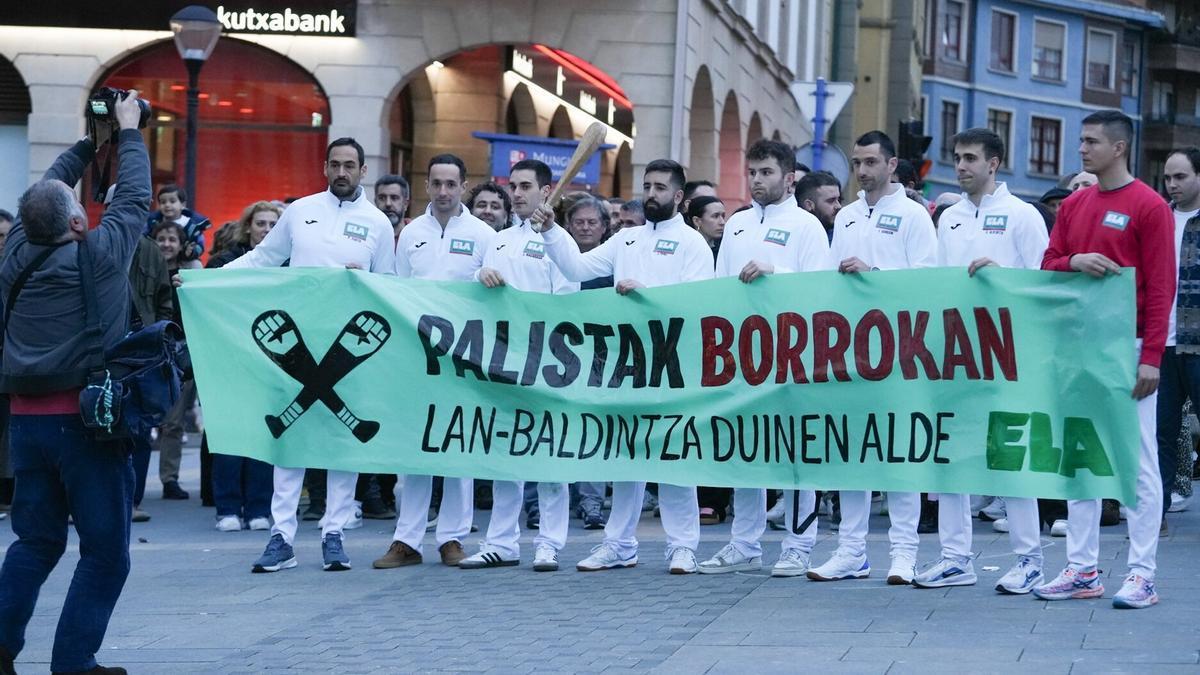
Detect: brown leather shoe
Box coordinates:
(372, 540, 422, 569)
(439, 540, 465, 566)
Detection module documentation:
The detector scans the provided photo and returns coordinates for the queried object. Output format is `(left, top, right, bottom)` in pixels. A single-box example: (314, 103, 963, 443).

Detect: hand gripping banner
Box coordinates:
(179, 267, 1140, 503)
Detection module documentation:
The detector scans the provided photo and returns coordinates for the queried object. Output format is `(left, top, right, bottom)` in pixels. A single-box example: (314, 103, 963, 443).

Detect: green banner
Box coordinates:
(178, 267, 1139, 502)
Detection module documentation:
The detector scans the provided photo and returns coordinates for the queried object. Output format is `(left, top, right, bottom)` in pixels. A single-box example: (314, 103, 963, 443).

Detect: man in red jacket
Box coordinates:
(1035, 110, 1175, 609)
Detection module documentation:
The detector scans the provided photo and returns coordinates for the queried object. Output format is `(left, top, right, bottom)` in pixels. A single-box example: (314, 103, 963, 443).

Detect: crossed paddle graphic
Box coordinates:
(251, 310, 391, 443)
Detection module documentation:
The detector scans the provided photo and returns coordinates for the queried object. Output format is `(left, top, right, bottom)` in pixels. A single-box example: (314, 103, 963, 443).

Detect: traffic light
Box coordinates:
(898, 119, 933, 179)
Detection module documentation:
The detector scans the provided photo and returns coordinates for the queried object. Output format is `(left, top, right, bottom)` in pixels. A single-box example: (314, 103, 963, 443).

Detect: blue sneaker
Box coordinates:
(252, 533, 297, 573)
(322, 533, 351, 571)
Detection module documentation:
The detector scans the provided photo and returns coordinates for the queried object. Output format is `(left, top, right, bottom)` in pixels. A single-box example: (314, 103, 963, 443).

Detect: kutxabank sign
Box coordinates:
(178, 267, 1139, 503)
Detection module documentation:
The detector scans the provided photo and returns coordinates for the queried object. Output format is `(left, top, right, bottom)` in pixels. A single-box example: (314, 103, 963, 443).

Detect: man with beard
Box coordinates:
(807, 131, 936, 586)
(912, 128, 1048, 593)
(465, 182, 513, 231)
(225, 137, 396, 573)
(531, 159, 713, 574)
(457, 159, 578, 572)
(375, 154, 496, 570)
(1157, 147, 1200, 523)
(374, 174, 410, 239)
(796, 171, 843, 240)
(697, 139, 829, 578)
(1036, 111, 1174, 609)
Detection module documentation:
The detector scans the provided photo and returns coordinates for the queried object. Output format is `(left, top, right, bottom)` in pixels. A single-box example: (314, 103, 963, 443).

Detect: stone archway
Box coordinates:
(0, 54, 31, 211)
(748, 112, 764, 146)
(718, 91, 746, 207)
(687, 66, 717, 183)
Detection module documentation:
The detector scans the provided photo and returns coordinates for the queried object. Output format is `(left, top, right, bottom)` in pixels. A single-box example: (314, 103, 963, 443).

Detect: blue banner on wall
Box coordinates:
(473, 132, 615, 187)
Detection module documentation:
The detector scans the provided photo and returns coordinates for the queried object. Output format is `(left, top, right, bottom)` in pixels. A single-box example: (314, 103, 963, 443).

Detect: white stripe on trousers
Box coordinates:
(1066, 378, 1161, 579)
(393, 475, 474, 552)
(480, 481, 569, 558)
(603, 482, 698, 559)
(270, 466, 357, 544)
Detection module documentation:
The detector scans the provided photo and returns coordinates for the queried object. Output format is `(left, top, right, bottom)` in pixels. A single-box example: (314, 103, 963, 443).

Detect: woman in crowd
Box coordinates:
(686, 195, 729, 524)
(204, 201, 281, 531)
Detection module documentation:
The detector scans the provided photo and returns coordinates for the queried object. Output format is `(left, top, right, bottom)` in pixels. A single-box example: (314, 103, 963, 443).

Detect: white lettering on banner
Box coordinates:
(217, 6, 347, 34)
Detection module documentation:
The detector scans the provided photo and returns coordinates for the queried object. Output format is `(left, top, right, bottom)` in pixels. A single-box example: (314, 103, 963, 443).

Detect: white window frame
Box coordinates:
(986, 106, 1016, 170)
(939, 96, 964, 163)
(988, 8, 1019, 75)
(1028, 114, 1064, 178)
(1085, 27, 1118, 92)
(1032, 16, 1069, 84)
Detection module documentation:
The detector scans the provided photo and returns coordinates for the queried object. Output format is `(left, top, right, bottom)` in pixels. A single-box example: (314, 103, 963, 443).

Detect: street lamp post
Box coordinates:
(169, 6, 222, 210)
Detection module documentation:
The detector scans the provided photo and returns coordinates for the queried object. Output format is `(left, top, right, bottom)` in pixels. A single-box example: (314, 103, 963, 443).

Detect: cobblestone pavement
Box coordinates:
(1, 446, 1197, 674)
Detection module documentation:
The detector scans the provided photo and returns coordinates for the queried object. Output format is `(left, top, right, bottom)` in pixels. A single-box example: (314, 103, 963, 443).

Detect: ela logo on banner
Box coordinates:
(523, 241, 546, 259)
(876, 215, 901, 233)
(983, 215, 1008, 234)
(1102, 211, 1130, 231)
(654, 240, 679, 255)
(764, 228, 790, 246)
(450, 239, 475, 256)
(343, 223, 368, 242)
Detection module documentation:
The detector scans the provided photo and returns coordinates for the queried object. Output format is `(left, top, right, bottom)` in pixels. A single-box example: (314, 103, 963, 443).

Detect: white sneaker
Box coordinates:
(698, 544, 762, 574)
(344, 502, 364, 530)
(247, 517, 270, 531)
(996, 556, 1044, 595)
(216, 515, 242, 532)
(969, 495, 992, 515)
(458, 549, 519, 569)
(668, 547, 698, 575)
(1168, 492, 1191, 513)
(980, 497, 1006, 521)
(992, 517, 1010, 533)
(576, 543, 637, 571)
(771, 548, 811, 577)
(912, 557, 976, 588)
(765, 495, 786, 524)
(807, 550, 870, 581)
(532, 543, 559, 572)
(1050, 519, 1068, 537)
(887, 554, 917, 585)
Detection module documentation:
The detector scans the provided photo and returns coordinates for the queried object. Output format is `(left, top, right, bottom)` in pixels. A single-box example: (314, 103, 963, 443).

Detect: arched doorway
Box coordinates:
(687, 67, 716, 183)
(718, 91, 746, 207)
(89, 39, 331, 228)
(0, 55, 31, 212)
(548, 106, 574, 139)
(747, 112, 764, 147)
(385, 44, 635, 213)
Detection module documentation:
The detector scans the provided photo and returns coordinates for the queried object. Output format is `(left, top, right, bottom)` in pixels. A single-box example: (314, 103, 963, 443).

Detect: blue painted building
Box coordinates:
(920, 0, 1164, 200)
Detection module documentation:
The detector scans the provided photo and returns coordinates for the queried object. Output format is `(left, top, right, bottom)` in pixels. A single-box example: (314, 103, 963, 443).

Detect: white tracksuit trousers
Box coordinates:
(270, 466, 357, 544)
(603, 482, 699, 560)
(394, 475, 474, 552)
(481, 481, 569, 558)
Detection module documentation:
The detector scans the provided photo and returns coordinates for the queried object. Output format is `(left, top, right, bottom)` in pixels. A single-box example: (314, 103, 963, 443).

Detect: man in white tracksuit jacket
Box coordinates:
(533, 159, 714, 574)
(807, 131, 937, 586)
(228, 138, 395, 574)
(457, 159, 578, 573)
(697, 139, 831, 578)
(375, 154, 497, 569)
(912, 128, 1048, 593)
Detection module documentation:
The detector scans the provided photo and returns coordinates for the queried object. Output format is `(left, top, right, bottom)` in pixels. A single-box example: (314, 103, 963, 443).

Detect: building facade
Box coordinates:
(0, 1, 837, 226)
(1140, 1, 1200, 192)
(920, 0, 1163, 200)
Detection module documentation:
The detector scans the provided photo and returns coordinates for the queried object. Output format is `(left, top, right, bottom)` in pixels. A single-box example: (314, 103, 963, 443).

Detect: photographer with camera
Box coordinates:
(0, 90, 149, 675)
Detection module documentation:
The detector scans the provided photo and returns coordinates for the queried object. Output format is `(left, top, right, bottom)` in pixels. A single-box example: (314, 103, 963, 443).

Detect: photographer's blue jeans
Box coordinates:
(0, 415, 133, 672)
(213, 453, 273, 520)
